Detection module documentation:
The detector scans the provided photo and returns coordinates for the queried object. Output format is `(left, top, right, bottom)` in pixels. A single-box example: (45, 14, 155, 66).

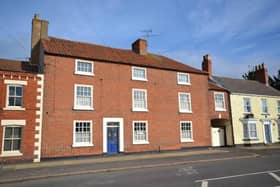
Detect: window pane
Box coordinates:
(180, 94, 190, 111)
(13, 127, 22, 138)
(181, 122, 192, 140)
(76, 86, 92, 108)
(134, 122, 147, 142)
(16, 87, 23, 96)
(4, 140, 12, 151)
(243, 123, 248, 138)
(77, 62, 92, 73)
(5, 127, 13, 138)
(9, 86, 15, 96)
(178, 74, 189, 83)
(15, 97, 22, 106)
(133, 68, 146, 79)
(12, 140, 21, 150)
(75, 122, 91, 144)
(133, 90, 147, 110)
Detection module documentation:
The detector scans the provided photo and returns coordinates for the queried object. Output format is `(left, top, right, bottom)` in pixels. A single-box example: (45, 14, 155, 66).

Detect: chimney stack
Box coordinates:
(132, 39, 147, 55)
(31, 14, 49, 65)
(255, 63, 269, 86)
(202, 54, 212, 77)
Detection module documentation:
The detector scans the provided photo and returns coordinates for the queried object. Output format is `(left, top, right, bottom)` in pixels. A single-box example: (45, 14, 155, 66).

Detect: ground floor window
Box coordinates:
(278, 120, 280, 138)
(73, 120, 93, 147)
(133, 121, 149, 144)
(180, 121, 193, 142)
(3, 126, 22, 152)
(243, 120, 257, 140)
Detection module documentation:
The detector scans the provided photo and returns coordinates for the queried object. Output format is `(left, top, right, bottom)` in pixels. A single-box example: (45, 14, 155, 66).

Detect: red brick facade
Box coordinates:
(0, 70, 43, 162)
(41, 55, 211, 158)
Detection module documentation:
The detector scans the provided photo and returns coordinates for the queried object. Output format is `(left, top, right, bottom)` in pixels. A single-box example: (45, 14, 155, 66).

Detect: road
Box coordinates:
(1, 148, 280, 187)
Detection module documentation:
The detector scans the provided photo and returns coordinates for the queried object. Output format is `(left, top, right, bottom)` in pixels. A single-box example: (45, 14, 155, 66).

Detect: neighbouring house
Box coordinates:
(201, 55, 233, 147)
(213, 64, 280, 146)
(30, 14, 212, 158)
(0, 59, 44, 162)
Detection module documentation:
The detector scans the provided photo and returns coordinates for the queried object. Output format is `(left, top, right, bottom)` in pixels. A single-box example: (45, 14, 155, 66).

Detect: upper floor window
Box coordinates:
(4, 80, 27, 111)
(243, 97, 252, 113)
(132, 89, 148, 111)
(73, 120, 93, 147)
(178, 92, 192, 113)
(278, 101, 280, 114)
(214, 92, 226, 111)
(177, 72, 190, 85)
(75, 59, 94, 76)
(132, 67, 147, 81)
(74, 84, 93, 110)
(133, 121, 149, 144)
(261, 99, 268, 114)
(180, 121, 193, 142)
(278, 120, 280, 138)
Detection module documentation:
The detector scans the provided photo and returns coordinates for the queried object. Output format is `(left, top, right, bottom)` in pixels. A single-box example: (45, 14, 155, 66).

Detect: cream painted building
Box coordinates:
(214, 75, 280, 146)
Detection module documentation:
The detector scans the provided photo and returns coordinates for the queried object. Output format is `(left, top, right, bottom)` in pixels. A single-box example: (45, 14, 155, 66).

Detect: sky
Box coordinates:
(0, 0, 279, 78)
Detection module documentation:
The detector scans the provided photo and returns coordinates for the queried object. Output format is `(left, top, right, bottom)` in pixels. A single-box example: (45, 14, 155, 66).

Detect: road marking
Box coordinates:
(269, 172, 280, 183)
(201, 180, 208, 187)
(196, 169, 280, 182)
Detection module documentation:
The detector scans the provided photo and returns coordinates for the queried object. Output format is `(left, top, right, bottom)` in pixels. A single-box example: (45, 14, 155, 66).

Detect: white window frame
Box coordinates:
(177, 72, 190, 85)
(1, 120, 25, 157)
(74, 84, 94, 110)
(243, 97, 252, 114)
(178, 92, 192, 113)
(132, 88, 148, 112)
(132, 121, 149, 144)
(214, 92, 226, 111)
(261, 98, 268, 114)
(3, 80, 27, 111)
(180, 121, 194, 142)
(278, 120, 280, 139)
(72, 120, 93, 147)
(74, 59, 94, 76)
(242, 119, 258, 140)
(132, 67, 147, 81)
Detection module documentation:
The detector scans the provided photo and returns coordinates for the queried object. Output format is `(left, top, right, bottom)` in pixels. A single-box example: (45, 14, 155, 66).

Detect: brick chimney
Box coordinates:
(202, 54, 212, 77)
(255, 63, 269, 86)
(31, 14, 48, 65)
(132, 39, 147, 55)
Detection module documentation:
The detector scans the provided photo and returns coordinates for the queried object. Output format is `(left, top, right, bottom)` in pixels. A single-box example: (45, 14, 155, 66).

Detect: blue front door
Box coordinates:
(107, 127, 119, 154)
(264, 123, 272, 144)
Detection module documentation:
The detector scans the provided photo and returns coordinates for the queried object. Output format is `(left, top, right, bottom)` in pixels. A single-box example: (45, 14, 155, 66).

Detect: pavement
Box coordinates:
(0, 145, 279, 184)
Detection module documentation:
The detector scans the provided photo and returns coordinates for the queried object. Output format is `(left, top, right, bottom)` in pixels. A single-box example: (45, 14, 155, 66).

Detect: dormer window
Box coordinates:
(75, 59, 94, 76)
(177, 72, 190, 85)
(132, 67, 147, 81)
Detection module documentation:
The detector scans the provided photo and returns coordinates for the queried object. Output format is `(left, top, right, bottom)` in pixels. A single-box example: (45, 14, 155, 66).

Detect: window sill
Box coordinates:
(1, 152, 23, 157)
(3, 107, 25, 111)
(132, 109, 148, 112)
(179, 111, 192, 114)
(243, 138, 259, 141)
(73, 107, 94, 111)
(261, 113, 270, 115)
(215, 108, 226, 112)
(74, 72, 94, 77)
(133, 141, 149, 145)
(181, 139, 194, 143)
(72, 143, 94, 148)
(177, 82, 191, 86)
(132, 78, 148, 82)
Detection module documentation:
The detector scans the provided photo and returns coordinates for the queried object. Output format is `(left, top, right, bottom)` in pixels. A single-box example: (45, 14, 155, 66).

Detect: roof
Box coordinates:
(0, 58, 37, 73)
(208, 81, 228, 92)
(41, 37, 207, 75)
(213, 76, 280, 97)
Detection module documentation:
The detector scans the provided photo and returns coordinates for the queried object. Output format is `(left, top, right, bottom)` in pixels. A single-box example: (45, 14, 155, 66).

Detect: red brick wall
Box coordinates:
(208, 90, 230, 120)
(0, 71, 39, 162)
(41, 55, 211, 158)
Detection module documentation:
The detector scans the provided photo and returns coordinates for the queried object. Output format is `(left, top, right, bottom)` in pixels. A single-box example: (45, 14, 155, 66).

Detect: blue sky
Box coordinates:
(0, 0, 279, 78)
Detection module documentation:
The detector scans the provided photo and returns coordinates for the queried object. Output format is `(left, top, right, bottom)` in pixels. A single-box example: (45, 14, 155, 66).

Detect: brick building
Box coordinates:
(28, 15, 213, 158)
(201, 55, 233, 147)
(0, 59, 44, 162)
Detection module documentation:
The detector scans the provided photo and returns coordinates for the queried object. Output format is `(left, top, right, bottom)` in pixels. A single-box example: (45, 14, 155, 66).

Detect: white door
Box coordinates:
(211, 127, 225, 147)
